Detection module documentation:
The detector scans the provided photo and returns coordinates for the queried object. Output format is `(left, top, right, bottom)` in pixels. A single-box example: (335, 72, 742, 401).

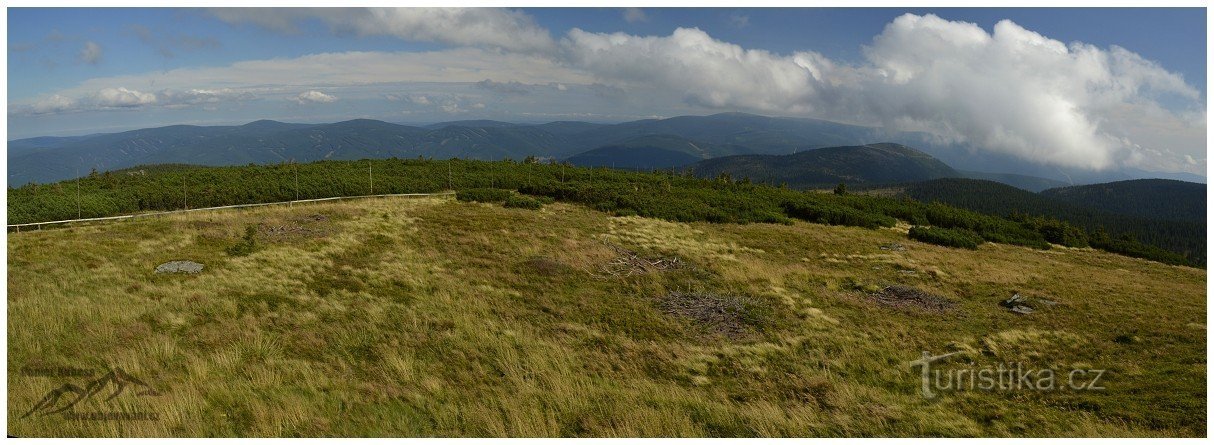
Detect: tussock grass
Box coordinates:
(7, 195, 1205, 437)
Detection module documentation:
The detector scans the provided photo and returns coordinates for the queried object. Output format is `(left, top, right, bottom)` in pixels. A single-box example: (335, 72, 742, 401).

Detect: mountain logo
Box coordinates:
(21, 368, 161, 419)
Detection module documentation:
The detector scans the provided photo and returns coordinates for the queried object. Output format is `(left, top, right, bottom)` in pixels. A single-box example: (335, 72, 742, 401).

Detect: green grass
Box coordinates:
(7, 195, 1205, 437)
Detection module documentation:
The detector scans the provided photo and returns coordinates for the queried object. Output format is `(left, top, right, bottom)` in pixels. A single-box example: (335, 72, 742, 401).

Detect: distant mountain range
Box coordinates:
(8, 112, 1204, 188)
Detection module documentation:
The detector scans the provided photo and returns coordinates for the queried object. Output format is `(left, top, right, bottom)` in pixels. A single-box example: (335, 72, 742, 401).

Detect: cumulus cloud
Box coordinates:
(18, 95, 76, 115)
(79, 41, 102, 65)
(10, 87, 156, 115)
(622, 8, 648, 24)
(158, 88, 254, 107)
(208, 7, 555, 54)
(92, 87, 157, 107)
(562, 27, 835, 114)
(295, 90, 338, 104)
(853, 14, 1203, 170)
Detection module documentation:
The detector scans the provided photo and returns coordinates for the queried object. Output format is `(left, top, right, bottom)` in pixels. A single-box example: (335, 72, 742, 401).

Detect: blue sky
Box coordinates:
(6, 7, 1207, 174)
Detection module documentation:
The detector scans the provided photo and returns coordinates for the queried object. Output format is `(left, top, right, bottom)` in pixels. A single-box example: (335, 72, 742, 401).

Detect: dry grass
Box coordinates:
(7, 195, 1205, 437)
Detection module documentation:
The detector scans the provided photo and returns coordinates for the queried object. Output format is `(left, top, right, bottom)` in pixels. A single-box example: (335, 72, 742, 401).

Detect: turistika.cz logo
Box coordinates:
(908, 351, 1106, 399)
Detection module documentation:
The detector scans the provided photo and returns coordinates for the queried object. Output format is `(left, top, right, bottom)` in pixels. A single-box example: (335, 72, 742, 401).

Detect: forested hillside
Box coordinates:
(1041, 179, 1205, 222)
(901, 178, 1204, 265)
(689, 143, 958, 188)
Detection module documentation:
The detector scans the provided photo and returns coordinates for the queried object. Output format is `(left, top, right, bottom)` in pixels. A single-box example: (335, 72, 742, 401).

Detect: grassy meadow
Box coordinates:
(7, 195, 1206, 437)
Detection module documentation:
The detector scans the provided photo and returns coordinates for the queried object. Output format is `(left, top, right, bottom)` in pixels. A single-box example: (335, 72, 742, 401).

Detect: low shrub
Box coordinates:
(908, 226, 983, 249)
(503, 194, 543, 210)
(783, 199, 895, 229)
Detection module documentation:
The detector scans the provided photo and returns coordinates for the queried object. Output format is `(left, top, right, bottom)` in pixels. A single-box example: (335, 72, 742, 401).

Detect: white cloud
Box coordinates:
(92, 87, 157, 107)
(562, 27, 834, 114)
(853, 14, 1203, 170)
(295, 90, 338, 104)
(79, 41, 102, 65)
(9, 87, 257, 115)
(19, 95, 76, 115)
(208, 7, 555, 54)
(622, 8, 648, 24)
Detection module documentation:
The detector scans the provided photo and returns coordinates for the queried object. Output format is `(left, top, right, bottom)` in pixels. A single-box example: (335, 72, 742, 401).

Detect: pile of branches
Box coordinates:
(870, 285, 955, 312)
(600, 243, 684, 277)
(660, 291, 758, 339)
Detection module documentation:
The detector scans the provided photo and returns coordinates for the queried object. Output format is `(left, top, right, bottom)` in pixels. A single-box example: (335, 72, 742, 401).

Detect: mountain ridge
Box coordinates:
(9, 113, 1203, 187)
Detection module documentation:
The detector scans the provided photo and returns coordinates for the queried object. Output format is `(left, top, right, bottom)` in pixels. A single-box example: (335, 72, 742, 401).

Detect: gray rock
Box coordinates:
(1000, 293, 1039, 315)
(155, 260, 204, 274)
(1010, 305, 1035, 315)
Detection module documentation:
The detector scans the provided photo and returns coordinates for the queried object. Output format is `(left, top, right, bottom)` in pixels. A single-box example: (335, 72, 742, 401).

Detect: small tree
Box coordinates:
(226, 225, 258, 257)
(834, 182, 847, 195)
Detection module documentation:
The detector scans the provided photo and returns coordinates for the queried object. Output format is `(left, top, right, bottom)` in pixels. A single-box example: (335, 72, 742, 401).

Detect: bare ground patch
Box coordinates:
(521, 256, 573, 276)
(258, 213, 334, 241)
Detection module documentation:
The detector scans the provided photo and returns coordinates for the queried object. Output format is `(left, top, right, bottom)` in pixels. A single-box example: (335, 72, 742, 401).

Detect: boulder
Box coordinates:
(155, 260, 204, 274)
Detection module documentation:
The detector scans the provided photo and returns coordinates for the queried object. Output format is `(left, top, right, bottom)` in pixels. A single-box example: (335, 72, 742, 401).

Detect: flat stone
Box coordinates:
(155, 260, 204, 274)
(1010, 305, 1035, 315)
